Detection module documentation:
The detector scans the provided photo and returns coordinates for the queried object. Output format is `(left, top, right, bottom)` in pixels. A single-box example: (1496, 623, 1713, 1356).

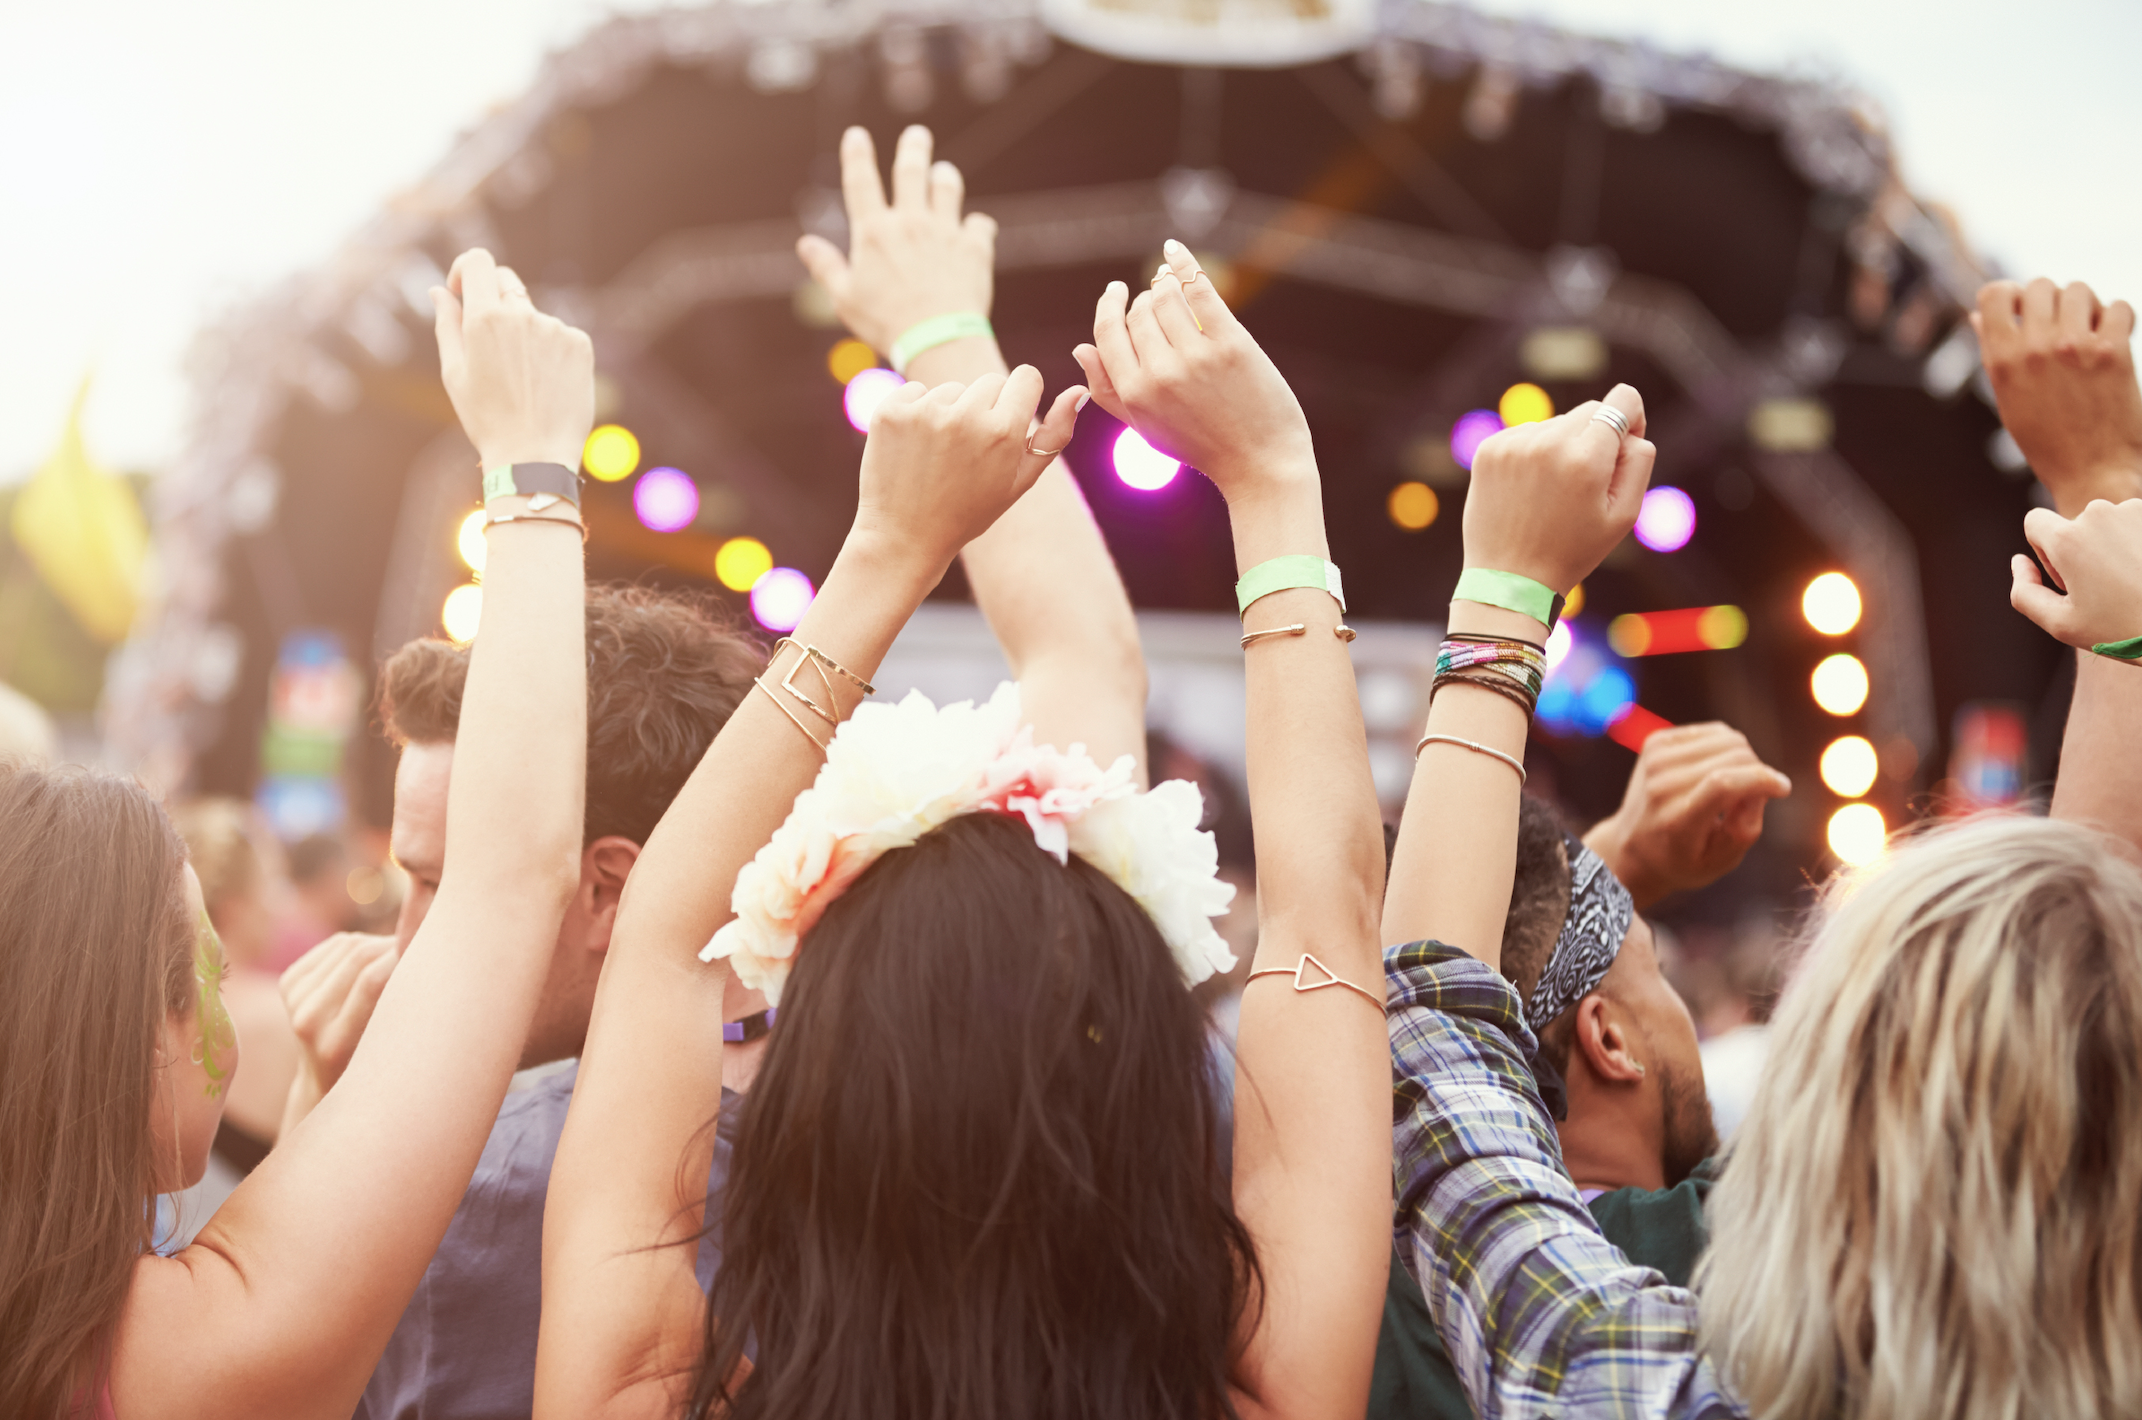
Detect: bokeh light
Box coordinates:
(1633, 486, 1696, 552)
(1450, 409, 1504, 470)
(1498, 382, 1554, 426)
(583, 425, 640, 483)
(1563, 582, 1585, 618)
(715, 536, 774, 593)
(1820, 735, 1880, 798)
(1114, 428, 1181, 491)
(633, 466, 700, 533)
(1827, 803, 1887, 866)
(456, 510, 487, 573)
(1387, 481, 1439, 530)
(827, 338, 878, 385)
(1697, 604, 1748, 650)
(1802, 572, 1862, 635)
(1811, 653, 1870, 716)
(1545, 621, 1575, 669)
(750, 567, 815, 632)
(843, 367, 906, 433)
(441, 583, 483, 644)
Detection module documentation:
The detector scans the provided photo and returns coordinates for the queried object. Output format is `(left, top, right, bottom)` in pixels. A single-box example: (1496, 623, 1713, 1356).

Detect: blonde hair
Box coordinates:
(1698, 815, 2142, 1419)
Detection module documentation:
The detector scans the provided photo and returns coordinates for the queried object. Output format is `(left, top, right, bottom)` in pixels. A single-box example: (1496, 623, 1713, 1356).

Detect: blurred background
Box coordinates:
(4, 0, 2137, 987)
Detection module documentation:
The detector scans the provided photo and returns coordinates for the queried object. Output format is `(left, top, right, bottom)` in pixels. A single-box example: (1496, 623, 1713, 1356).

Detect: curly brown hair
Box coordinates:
(379, 584, 763, 846)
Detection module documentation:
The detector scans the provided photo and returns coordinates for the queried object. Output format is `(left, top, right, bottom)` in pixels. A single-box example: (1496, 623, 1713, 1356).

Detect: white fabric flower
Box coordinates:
(702, 682, 1236, 1003)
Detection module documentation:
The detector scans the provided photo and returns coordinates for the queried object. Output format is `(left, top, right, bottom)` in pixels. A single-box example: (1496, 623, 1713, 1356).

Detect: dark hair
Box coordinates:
(379, 584, 762, 846)
(0, 763, 193, 1419)
(694, 812, 1259, 1420)
(1500, 795, 1577, 1074)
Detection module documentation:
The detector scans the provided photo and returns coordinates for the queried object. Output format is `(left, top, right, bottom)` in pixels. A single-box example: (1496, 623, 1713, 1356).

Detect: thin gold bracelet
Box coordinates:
(753, 676, 829, 752)
(1244, 953, 1383, 1010)
(1240, 623, 1307, 648)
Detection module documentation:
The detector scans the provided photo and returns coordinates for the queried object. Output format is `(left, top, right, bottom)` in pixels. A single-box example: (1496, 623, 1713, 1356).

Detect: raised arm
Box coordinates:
(114, 252, 590, 1420)
(2010, 499, 2142, 853)
(1075, 242, 1387, 1419)
(800, 124, 1146, 773)
(1380, 387, 1653, 970)
(536, 370, 1085, 1419)
(1976, 278, 2142, 852)
(1582, 722, 1791, 912)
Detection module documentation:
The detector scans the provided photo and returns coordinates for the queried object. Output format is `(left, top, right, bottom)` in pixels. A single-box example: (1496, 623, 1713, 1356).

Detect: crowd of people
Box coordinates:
(3, 121, 2141, 1420)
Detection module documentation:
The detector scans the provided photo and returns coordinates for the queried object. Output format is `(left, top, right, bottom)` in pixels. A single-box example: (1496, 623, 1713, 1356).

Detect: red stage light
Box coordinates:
(1606, 703, 1672, 751)
(1607, 605, 1747, 657)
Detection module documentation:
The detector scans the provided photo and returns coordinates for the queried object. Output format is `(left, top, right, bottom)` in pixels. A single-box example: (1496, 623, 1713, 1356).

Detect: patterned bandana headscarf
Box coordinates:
(1524, 832, 1634, 1120)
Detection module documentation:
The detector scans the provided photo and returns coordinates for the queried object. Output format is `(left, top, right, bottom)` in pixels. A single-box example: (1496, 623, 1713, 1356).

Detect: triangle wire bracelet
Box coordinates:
(1245, 952, 1384, 1010)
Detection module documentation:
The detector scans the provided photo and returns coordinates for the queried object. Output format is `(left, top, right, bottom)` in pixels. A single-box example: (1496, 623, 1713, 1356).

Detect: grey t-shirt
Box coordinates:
(356, 1062, 740, 1420)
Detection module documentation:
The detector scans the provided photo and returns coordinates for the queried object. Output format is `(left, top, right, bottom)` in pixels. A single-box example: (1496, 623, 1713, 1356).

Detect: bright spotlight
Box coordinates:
(750, 567, 815, 632)
(583, 425, 640, 483)
(843, 367, 906, 433)
(1633, 486, 1696, 552)
(1113, 428, 1180, 491)
(1811, 653, 1870, 716)
(827, 338, 877, 385)
(1827, 803, 1887, 866)
(1498, 382, 1554, 426)
(1802, 572, 1862, 635)
(1449, 409, 1504, 470)
(456, 510, 487, 573)
(441, 584, 483, 644)
(1387, 481, 1438, 530)
(1820, 735, 1879, 798)
(633, 467, 699, 533)
(715, 536, 773, 593)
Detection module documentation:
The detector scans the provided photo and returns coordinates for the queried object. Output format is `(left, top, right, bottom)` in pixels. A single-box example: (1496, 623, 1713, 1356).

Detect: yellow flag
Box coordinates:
(9, 381, 148, 645)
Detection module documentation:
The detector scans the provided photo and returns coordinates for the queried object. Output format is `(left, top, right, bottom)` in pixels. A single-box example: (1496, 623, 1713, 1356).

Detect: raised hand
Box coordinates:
(1463, 385, 1654, 596)
(1073, 241, 1316, 508)
(1974, 279, 2142, 518)
(1583, 723, 1793, 910)
(278, 932, 398, 1103)
(797, 125, 996, 359)
(850, 367, 1085, 574)
(2011, 499, 2142, 651)
(431, 249, 595, 470)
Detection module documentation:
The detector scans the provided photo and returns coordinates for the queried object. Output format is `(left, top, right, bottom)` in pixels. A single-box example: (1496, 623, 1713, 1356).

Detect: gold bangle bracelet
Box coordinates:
(1240, 623, 1307, 648)
(484, 508, 589, 544)
(1244, 952, 1383, 1010)
(753, 676, 829, 752)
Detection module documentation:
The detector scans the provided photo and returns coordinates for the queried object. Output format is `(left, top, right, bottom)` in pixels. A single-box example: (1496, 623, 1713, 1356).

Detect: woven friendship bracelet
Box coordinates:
(889, 312, 996, 374)
(1236, 555, 1347, 617)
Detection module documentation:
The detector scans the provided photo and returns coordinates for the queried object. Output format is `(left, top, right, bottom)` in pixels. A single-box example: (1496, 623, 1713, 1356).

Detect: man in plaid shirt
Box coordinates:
(1387, 938, 1747, 1418)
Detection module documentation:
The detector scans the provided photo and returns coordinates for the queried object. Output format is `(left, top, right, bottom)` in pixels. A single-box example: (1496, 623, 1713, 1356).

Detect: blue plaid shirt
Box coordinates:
(1387, 940, 1747, 1418)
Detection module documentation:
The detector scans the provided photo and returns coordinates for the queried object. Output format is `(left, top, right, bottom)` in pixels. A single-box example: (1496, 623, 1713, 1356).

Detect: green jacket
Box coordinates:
(1369, 1158, 1718, 1419)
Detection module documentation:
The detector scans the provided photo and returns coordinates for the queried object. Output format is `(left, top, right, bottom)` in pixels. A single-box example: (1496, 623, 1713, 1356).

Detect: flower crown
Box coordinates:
(701, 683, 1238, 1005)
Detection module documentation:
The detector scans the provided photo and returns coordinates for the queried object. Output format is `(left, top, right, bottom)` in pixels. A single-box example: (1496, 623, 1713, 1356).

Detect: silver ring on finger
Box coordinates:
(1590, 405, 1630, 438)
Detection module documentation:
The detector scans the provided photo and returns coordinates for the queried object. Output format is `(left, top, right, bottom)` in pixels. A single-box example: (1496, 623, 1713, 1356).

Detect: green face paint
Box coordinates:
(191, 909, 236, 1097)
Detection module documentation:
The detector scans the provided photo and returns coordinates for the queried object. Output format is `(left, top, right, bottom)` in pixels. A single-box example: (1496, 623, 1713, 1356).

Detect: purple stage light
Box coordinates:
(633, 467, 699, 533)
(843, 367, 905, 433)
(1450, 409, 1504, 470)
(1634, 486, 1697, 552)
(750, 566, 815, 632)
(1112, 427, 1180, 491)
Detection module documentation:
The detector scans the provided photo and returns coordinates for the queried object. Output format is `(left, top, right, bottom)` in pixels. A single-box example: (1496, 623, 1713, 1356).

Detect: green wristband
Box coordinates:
(1453, 568, 1563, 630)
(888, 313, 995, 374)
(481, 462, 581, 507)
(1236, 555, 1346, 616)
(2092, 635, 2142, 661)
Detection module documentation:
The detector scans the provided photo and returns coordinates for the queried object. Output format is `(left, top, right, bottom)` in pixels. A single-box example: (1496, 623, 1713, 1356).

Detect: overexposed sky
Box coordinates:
(3, 0, 2136, 482)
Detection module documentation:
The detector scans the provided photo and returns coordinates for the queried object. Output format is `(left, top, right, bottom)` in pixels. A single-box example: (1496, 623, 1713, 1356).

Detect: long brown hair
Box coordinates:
(0, 761, 194, 1419)
(694, 811, 1260, 1420)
